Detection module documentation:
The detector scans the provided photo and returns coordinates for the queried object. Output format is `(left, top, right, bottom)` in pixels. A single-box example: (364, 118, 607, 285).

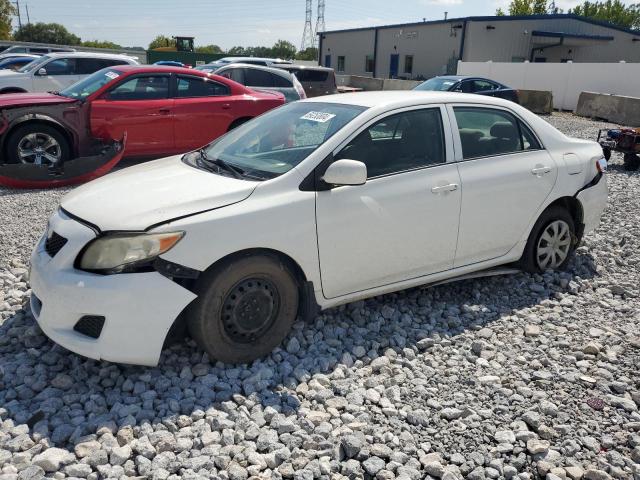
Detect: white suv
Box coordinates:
(0, 52, 138, 94)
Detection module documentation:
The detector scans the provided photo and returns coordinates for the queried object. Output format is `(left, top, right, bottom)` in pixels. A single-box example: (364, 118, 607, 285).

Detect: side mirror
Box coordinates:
(322, 159, 367, 186)
(37, 68, 47, 76)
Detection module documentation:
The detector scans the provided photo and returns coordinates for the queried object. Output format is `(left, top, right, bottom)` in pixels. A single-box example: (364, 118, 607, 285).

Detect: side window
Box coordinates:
(176, 76, 230, 97)
(336, 108, 446, 178)
(459, 81, 472, 93)
(229, 69, 244, 84)
(472, 80, 497, 92)
(272, 73, 292, 88)
(243, 69, 274, 87)
(76, 58, 126, 75)
(108, 75, 169, 100)
(453, 107, 540, 159)
(43, 58, 76, 75)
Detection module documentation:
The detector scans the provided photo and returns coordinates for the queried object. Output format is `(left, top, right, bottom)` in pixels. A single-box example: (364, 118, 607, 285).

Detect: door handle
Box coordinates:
(531, 165, 551, 176)
(159, 108, 171, 115)
(431, 183, 459, 194)
(221, 104, 231, 110)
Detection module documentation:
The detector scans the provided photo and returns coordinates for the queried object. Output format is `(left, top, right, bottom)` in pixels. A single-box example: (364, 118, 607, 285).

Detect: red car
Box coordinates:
(0, 65, 285, 188)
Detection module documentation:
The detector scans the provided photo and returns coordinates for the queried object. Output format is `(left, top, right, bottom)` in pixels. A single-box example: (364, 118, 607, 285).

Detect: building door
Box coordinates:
(324, 55, 331, 68)
(389, 54, 399, 78)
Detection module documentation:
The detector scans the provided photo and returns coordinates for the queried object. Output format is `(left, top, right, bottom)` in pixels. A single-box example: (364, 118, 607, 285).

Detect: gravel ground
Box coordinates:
(0, 113, 639, 480)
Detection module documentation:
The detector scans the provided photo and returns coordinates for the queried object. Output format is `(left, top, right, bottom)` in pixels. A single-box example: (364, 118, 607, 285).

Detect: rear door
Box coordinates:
(90, 73, 174, 156)
(32, 57, 81, 91)
(172, 74, 235, 151)
(449, 105, 557, 267)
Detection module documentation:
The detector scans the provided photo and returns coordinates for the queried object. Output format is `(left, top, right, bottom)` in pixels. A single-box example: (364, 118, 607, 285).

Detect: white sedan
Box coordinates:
(30, 92, 608, 366)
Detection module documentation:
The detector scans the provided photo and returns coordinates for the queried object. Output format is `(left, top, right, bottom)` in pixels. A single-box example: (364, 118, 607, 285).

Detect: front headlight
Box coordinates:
(78, 232, 184, 273)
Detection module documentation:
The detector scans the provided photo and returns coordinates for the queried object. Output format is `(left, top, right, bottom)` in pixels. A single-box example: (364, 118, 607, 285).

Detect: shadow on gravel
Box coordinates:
(0, 251, 598, 449)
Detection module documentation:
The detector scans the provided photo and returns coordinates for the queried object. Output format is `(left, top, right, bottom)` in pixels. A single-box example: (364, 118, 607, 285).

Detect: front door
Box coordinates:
(32, 57, 81, 91)
(90, 74, 175, 157)
(316, 106, 461, 299)
(324, 55, 331, 68)
(389, 54, 399, 78)
(449, 105, 557, 267)
(172, 75, 236, 151)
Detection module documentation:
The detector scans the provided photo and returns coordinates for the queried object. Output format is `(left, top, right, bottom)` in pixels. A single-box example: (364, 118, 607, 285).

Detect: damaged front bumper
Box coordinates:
(0, 134, 126, 189)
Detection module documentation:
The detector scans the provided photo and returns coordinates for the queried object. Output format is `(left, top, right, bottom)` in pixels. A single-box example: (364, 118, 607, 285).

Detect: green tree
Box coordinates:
(13, 22, 81, 45)
(82, 40, 121, 49)
(0, 0, 15, 40)
(296, 47, 318, 60)
(496, 0, 549, 15)
(227, 46, 246, 55)
(570, 0, 640, 29)
(270, 39, 297, 59)
(148, 34, 173, 50)
(195, 44, 223, 53)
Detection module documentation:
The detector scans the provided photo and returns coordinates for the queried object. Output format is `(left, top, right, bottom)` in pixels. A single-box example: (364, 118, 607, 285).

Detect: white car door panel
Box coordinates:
(448, 104, 557, 267)
(315, 105, 461, 299)
(32, 57, 81, 92)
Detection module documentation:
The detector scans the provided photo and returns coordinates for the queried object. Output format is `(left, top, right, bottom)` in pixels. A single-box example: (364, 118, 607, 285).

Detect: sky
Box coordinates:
(16, 0, 636, 50)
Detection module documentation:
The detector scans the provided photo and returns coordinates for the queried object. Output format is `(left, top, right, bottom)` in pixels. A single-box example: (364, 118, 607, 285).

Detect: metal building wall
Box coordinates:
(319, 29, 376, 77)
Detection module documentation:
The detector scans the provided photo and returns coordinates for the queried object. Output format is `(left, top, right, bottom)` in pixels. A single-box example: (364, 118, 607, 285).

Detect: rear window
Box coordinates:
(291, 69, 329, 82)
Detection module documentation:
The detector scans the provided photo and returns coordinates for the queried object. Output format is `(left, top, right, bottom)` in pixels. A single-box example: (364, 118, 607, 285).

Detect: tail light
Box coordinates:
(292, 75, 307, 99)
(596, 157, 607, 173)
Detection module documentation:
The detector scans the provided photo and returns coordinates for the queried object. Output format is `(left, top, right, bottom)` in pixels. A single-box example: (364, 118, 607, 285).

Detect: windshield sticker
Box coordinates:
(104, 71, 120, 80)
(300, 111, 336, 123)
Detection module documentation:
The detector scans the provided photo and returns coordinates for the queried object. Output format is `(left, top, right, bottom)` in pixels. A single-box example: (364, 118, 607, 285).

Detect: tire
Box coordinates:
(623, 153, 640, 172)
(602, 147, 611, 161)
(186, 254, 299, 363)
(520, 206, 575, 274)
(5, 123, 71, 166)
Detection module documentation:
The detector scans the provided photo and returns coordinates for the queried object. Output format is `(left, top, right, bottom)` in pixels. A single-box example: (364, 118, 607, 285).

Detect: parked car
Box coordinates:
(209, 56, 293, 68)
(0, 45, 75, 55)
(0, 55, 39, 71)
(0, 65, 286, 188)
(0, 52, 139, 94)
(274, 64, 337, 97)
(213, 63, 306, 102)
(414, 75, 520, 103)
(154, 60, 185, 67)
(29, 91, 607, 366)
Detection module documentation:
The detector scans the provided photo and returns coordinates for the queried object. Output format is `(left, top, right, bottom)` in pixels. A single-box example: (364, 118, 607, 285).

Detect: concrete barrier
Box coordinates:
(518, 90, 553, 115)
(382, 79, 422, 90)
(576, 92, 640, 126)
(349, 75, 384, 91)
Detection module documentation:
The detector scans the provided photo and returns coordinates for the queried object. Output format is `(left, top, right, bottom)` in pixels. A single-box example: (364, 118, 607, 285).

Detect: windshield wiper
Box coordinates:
(198, 148, 245, 179)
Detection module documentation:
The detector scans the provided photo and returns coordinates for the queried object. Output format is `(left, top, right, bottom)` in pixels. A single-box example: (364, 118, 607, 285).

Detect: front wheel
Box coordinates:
(5, 123, 70, 166)
(186, 254, 299, 363)
(520, 206, 575, 273)
(623, 153, 640, 171)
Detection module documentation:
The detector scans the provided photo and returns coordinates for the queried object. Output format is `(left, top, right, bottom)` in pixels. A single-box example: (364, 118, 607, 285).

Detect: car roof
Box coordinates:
(112, 65, 208, 74)
(276, 64, 333, 72)
(214, 63, 293, 79)
(300, 90, 511, 108)
(45, 51, 138, 60)
(218, 56, 291, 63)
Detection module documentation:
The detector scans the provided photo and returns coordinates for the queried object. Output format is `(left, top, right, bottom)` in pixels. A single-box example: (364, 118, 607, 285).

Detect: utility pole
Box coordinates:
(25, 4, 30, 24)
(301, 0, 315, 51)
(14, 0, 22, 29)
(315, 0, 325, 38)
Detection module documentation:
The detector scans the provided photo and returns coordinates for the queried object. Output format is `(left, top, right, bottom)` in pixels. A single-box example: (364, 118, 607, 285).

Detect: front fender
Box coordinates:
(0, 134, 127, 189)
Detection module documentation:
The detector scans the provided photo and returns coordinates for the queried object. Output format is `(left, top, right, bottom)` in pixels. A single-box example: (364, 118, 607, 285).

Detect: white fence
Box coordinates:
(457, 61, 640, 111)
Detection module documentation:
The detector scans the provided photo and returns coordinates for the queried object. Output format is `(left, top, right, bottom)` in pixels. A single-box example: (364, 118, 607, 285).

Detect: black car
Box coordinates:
(414, 75, 519, 104)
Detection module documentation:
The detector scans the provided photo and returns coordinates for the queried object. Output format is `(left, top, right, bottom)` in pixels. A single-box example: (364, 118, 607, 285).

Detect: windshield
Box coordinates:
(17, 55, 50, 73)
(191, 102, 367, 179)
(414, 77, 458, 91)
(59, 68, 121, 99)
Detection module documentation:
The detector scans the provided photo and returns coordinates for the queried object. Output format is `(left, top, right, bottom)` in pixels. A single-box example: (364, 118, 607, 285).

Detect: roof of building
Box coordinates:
(318, 13, 640, 37)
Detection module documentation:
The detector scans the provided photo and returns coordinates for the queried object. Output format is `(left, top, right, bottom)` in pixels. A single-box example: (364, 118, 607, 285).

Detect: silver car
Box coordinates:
(212, 63, 306, 103)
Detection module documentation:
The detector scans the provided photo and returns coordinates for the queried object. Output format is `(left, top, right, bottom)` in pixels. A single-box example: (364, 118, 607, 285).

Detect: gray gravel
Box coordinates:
(0, 113, 639, 480)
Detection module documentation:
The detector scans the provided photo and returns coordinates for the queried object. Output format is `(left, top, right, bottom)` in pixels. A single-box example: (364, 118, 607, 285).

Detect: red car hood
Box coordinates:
(0, 92, 76, 108)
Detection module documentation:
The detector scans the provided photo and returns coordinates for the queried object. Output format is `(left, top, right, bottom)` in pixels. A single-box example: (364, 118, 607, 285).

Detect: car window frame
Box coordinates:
(102, 72, 172, 101)
(39, 57, 77, 76)
(471, 79, 499, 93)
(330, 104, 454, 181)
(173, 74, 231, 98)
(445, 103, 545, 162)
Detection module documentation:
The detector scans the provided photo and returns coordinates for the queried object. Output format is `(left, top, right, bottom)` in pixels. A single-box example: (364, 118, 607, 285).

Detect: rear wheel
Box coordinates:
(602, 147, 611, 161)
(186, 254, 299, 363)
(5, 123, 70, 166)
(623, 153, 640, 171)
(520, 206, 575, 273)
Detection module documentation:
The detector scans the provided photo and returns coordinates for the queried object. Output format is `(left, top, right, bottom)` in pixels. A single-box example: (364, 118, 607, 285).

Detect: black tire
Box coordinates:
(5, 123, 71, 165)
(623, 153, 640, 172)
(520, 206, 575, 274)
(602, 147, 611, 161)
(186, 254, 299, 363)
(0, 88, 27, 94)
(227, 117, 251, 132)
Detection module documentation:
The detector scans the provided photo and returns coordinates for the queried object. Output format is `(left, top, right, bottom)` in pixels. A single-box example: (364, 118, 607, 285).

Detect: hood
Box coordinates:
(0, 92, 76, 108)
(61, 155, 258, 231)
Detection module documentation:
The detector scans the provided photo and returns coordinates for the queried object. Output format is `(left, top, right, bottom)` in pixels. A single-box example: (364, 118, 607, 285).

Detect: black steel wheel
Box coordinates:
(623, 153, 640, 172)
(187, 254, 299, 363)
